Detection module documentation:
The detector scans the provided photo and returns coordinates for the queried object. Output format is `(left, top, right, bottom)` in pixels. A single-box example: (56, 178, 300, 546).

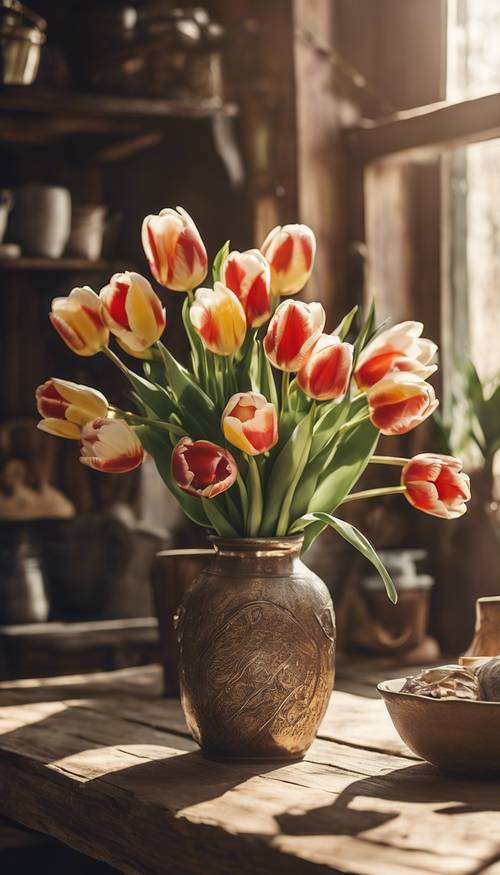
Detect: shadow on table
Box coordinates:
(276, 761, 500, 838)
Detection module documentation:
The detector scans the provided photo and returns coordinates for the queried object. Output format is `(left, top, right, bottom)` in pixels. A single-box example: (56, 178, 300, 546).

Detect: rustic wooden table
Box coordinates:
(0, 661, 499, 875)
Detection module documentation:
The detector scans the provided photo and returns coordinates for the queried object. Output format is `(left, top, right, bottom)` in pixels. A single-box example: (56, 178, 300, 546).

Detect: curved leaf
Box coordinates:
(296, 512, 397, 603)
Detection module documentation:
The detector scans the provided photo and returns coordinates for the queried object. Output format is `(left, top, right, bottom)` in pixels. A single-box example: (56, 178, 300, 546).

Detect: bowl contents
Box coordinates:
(476, 657, 500, 702)
(402, 664, 483, 700)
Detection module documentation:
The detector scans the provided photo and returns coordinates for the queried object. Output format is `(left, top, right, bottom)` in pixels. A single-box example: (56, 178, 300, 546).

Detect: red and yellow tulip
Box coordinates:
(402, 453, 470, 519)
(171, 437, 237, 498)
(100, 271, 166, 354)
(222, 392, 278, 456)
(141, 206, 207, 292)
(261, 223, 316, 295)
(190, 282, 246, 355)
(263, 299, 325, 372)
(297, 334, 353, 401)
(80, 418, 145, 473)
(50, 286, 109, 356)
(367, 373, 439, 436)
(36, 378, 108, 439)
(221, 249, 271, 327)
(355, 321, 437, 390)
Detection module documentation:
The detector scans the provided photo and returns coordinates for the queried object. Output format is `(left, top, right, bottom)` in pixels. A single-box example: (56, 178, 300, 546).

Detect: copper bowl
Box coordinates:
(378, 677, 500, 776)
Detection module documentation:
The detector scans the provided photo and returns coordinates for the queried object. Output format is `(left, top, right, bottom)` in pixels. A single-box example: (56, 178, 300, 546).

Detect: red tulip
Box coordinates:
(80, 419, 145, 473)
(355, 321, 437, 390)
(50, 286, 109, 356)
(297, 334, 353, 401)
(222, 392, 278, 455)
(402, 453, 470, 519)
(171, 437, 238, 498)
(261, 224, 316, 295)
(367, 373, 439, 436)
(100, 271, 166, 354)
(263, 299, 325, 372)
(141, 206, 208, 291)
(36, 378, 108, 439)
(221, 249, 271, 327)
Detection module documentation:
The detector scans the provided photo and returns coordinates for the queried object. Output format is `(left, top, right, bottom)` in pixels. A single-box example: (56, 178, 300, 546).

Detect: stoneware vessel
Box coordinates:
(378, 677, 500, 776)
(177, 535, 335, 760)
(10, 184, 71, 257)
(151, 547, 214, 696)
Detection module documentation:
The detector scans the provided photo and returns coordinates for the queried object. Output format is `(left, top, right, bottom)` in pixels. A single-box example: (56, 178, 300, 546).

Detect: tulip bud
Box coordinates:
(263, 299, 325, 372)
(100, 271, 166, 354)
(80, 419, 145, 473)
(297, 334, 353, 401)
(190, 282, 246, 355)
(36, 379, 108, 439)
(367, 373, 439, 436)
(141, 206, 208, 291)
(221, 249, 271, 327)
(50, 287, 109, 356)
(171, 437, 238, 498)
(222, 392, 278, 456)
(261, 224, 316, 295)
(355, 321, 437, 391)
(402, 453, 470, 519)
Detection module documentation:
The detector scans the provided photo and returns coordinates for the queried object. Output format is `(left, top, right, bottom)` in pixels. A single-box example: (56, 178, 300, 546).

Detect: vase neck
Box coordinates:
(210, 536, 304, 560)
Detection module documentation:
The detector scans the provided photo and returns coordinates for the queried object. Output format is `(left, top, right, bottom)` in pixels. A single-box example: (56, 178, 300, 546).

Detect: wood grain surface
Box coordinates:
(0, 663, 499, 875)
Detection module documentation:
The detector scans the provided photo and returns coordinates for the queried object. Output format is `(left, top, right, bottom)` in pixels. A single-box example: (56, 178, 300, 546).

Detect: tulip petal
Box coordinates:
(37, 419, 81, 439)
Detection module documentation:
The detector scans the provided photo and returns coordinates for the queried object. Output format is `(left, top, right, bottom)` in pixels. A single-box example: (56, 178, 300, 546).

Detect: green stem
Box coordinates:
(186, 288, 194, 304)
(102, 346, 131, 377)
(245, 455, 263, 536)
(117, 411, 185, 437)
(370, 455, 409, 466)
(340, 485, 407, 505)
(236, 472, 249, 520)
(281, 370, 290, 413)
(337, 412, 371, 435)
(276, 402, 316, 536)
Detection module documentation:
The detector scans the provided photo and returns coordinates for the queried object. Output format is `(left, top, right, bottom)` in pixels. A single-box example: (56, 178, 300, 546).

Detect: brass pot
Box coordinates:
(177, 535, 335, 760)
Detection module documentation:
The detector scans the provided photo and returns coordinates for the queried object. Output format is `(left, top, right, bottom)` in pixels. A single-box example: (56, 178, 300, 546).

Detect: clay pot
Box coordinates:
(10, 184, 71, 257)
(464, 596, 500, 658)
(66, 204, 107, 261)
(431, 467, 500, 653)
(176, 536, 335, 760)
(151, 548, 214, 696)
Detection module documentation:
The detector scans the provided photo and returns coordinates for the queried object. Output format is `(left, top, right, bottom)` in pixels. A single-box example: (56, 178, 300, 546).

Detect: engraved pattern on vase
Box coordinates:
(177, 537, 335, 759)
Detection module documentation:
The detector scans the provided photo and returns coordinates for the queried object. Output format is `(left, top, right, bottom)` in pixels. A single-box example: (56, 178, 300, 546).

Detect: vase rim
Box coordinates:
(208, 534, 304, 557)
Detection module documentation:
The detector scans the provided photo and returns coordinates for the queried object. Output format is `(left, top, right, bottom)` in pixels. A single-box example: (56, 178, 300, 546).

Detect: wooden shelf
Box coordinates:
(0, 86, 238, 151)
(346, 91, 500, 164)
(0, 257, 129, 272)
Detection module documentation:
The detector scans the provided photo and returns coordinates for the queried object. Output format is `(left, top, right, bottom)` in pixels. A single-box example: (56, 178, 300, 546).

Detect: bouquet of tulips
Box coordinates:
(36, 207, 471, 602)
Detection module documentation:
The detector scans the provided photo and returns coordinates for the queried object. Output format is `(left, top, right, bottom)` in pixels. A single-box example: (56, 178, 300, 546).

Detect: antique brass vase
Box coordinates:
(176, 535, 335, 760)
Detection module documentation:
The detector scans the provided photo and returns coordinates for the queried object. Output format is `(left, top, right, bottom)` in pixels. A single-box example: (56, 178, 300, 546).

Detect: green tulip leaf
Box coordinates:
(333, 305, 358, 341)
(212, 240, 231, 284)
(260, 405, 315, 536)
(295, 512, 397, 603)
(136, 425, 210, 528)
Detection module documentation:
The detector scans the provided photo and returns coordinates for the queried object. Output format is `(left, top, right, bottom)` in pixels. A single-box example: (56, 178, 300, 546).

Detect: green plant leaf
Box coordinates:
(353, 298, 376, 361)
(333, 305, 358, 341)
(157, 342, 220, 440)
(260, 405, 315, 536)
(126, 371, 175, 420)
(296, 512, 397, 603)
(136, 425, 210, 528)
(307, 419, 379, 515)
(212, 240, 231, 284)
(181, 296, 204, 385)
(258, 341, 279, 410)
(202, 496, 238, 536)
